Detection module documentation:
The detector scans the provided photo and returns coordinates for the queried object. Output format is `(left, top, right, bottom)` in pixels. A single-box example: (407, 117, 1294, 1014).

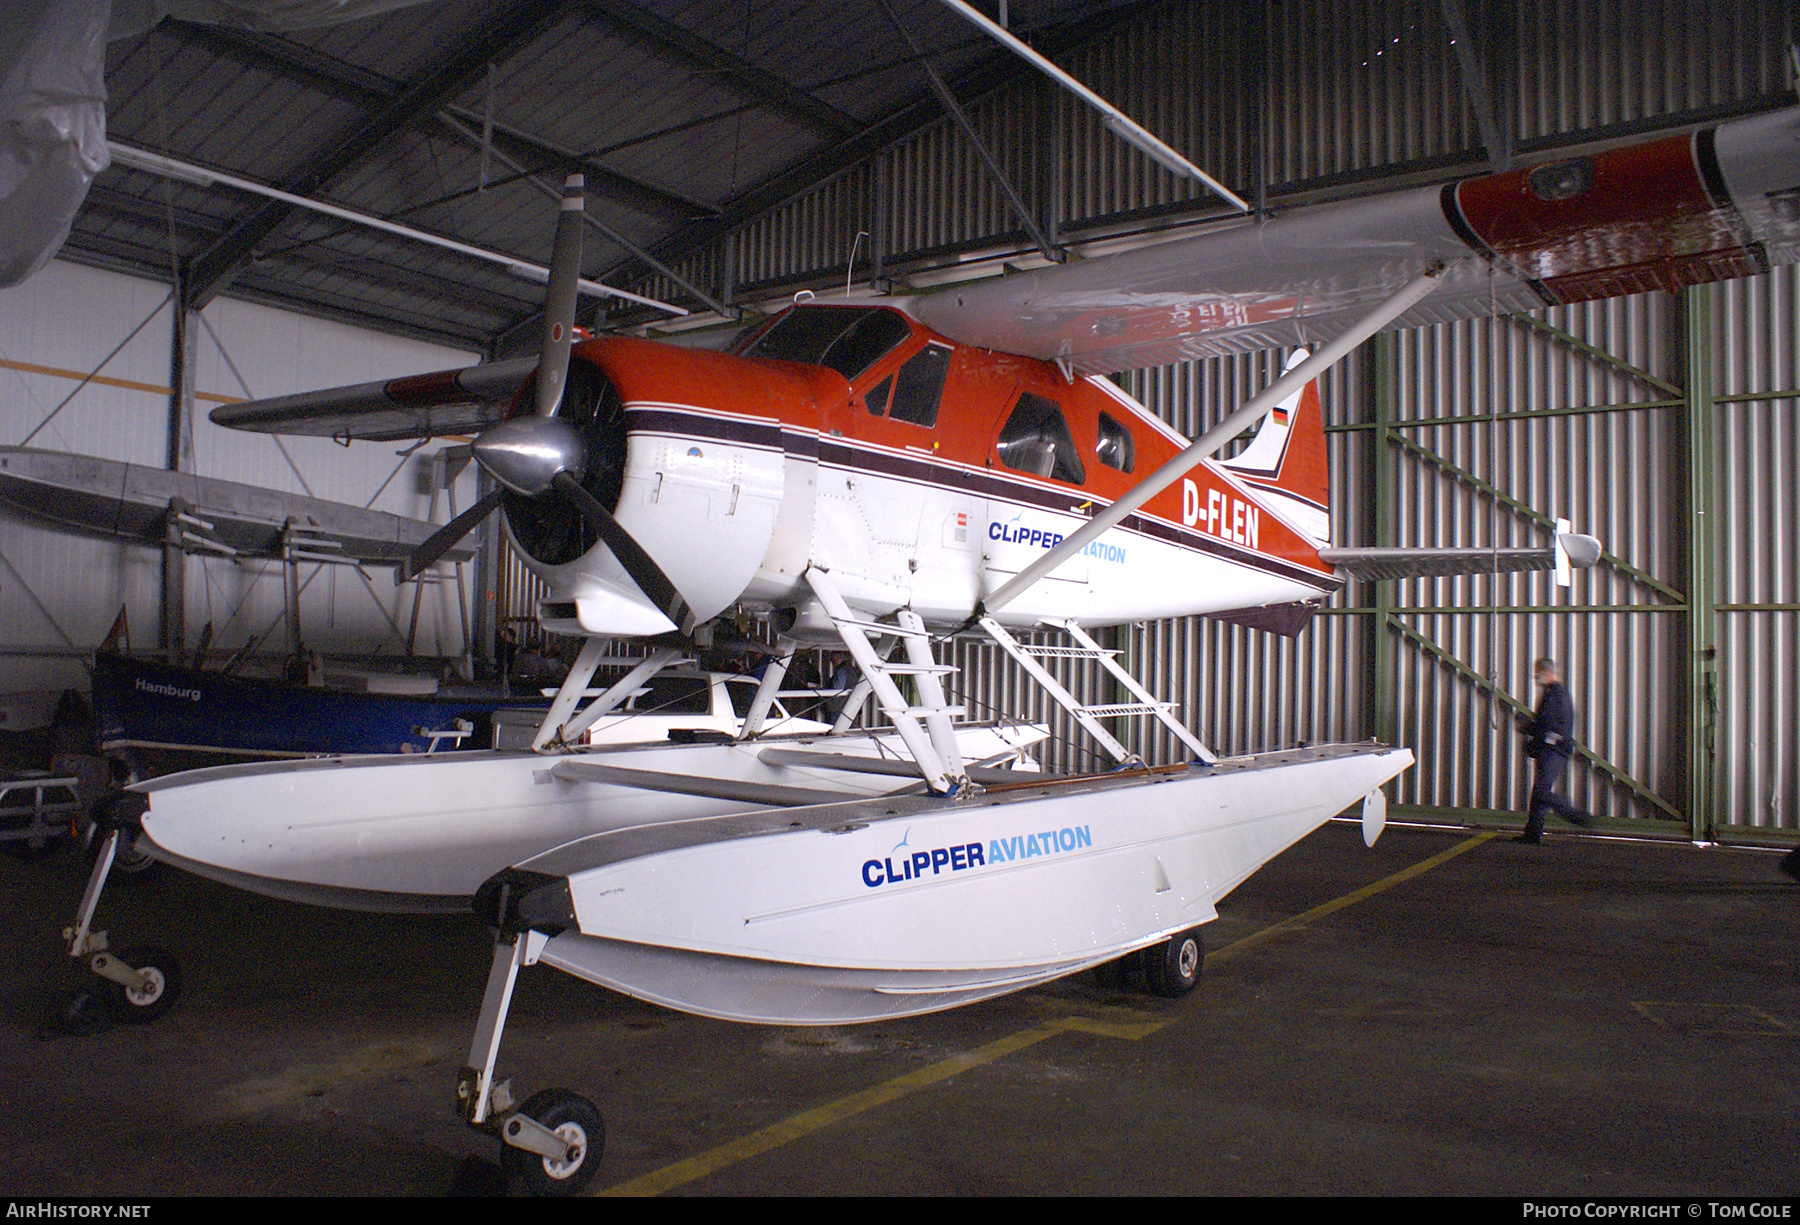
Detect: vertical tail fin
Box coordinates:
(1221, 348, 1330, 547)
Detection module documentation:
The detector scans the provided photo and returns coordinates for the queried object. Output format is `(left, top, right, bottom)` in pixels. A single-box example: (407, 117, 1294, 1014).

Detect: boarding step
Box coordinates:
(902, 705, 965, 719)
(876, 662, 957, 676)
(828, 614, 911, 639)
(1014, 644, 1119, 659)
(1078, 702, 1176, 718)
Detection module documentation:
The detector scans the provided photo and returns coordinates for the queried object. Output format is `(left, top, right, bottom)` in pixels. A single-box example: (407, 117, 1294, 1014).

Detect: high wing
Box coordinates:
(914, 107, 1800, 375)
(209, 356, 536, 443)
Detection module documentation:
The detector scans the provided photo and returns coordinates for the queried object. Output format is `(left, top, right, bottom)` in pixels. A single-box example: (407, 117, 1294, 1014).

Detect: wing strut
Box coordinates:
(980, 265, 1451, 617)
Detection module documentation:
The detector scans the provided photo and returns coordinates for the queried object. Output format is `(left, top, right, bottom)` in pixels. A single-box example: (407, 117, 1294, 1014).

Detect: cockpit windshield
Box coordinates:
(737, 306, 913, 381)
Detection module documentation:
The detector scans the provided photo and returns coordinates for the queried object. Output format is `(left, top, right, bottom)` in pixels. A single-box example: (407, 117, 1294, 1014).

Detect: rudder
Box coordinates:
(1220, 349, 1330, 547)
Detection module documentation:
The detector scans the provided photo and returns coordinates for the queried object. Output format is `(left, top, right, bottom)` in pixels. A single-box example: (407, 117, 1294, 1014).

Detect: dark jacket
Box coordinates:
(1526, 681, 1575, 759)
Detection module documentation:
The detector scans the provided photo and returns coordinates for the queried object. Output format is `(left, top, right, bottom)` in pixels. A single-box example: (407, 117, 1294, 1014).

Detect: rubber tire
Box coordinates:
(105, 945, 182, 1023)
(107, 830, 162, 887)
(1143, 928, 1204, 999)
(503, 1088, 604, 1197)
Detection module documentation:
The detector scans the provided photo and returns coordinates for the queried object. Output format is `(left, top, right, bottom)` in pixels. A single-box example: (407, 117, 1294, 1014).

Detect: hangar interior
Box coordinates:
(3, 0, 1800, 1202)
(3, 0, 1792, 841)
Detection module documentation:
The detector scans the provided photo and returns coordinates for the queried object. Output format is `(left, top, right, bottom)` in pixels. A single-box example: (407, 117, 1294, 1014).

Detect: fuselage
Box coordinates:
(516, 304, 1341, 639)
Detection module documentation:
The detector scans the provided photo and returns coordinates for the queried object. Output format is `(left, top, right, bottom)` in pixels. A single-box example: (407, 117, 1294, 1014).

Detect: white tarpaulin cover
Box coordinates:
(0, 0, 110, 287)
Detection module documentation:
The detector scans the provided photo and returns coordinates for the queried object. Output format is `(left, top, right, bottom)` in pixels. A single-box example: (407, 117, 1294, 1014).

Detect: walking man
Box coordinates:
(1517, 657, 1593, 843)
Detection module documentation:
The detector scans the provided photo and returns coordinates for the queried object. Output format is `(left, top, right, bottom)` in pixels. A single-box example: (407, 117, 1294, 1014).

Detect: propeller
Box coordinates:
(393, 175, 697, 634)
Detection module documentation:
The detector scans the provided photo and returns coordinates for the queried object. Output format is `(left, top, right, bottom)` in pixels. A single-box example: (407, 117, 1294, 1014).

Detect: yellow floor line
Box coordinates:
(599, 1020, 1078, 1197)
(598, 829, 1497, 1196)
(1207, 830, 1500, 966)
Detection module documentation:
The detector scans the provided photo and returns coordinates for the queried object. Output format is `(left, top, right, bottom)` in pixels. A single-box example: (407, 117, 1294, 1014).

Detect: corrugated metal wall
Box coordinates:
(0, 262, 173, 695)
(1713, 266, 1800, 833)
(675, 0, 1794, 838)
(0, 261, 482, 695)
(12, 2, 1788, 839)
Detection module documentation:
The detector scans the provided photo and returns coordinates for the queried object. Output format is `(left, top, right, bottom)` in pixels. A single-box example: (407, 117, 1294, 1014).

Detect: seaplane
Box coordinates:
(59, 100, 1800, 1193)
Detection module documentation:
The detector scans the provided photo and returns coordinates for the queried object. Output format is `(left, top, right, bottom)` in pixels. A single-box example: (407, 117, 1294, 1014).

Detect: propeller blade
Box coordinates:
(550, 470, 693, 632)
(395, 486, 504, 585)
(536, 174, 586, 418)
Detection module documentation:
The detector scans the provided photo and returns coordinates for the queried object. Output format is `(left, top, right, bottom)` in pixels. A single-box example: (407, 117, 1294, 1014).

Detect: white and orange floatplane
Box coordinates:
(61, 103, 1799, 1192)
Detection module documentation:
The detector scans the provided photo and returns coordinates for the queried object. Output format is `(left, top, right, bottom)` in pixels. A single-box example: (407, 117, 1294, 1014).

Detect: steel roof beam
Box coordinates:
(224, 272, 498, 349)
(579, 0, 860, 139)
(181, 0, 569, 310)
(876, 0, 1061, 263)
(161, 19, 397, 103)
(606, 1, 1155, 295)
(1437, 0, 1510, 171)
(433, 112, 731, 316)
(58, 231, 497, 351)
(266, 246, 535, 320)
(159, 19, 716, 224)
(84, 182, 225, 237)
(468, 118, 717, 220)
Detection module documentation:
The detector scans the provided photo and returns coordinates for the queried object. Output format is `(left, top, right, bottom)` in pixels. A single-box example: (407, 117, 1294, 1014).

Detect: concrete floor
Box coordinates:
(2, 821, 1796, 1196)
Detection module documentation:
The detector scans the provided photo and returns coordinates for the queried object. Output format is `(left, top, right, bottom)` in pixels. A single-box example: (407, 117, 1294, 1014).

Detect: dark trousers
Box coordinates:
(1526, 751, 1581, 838)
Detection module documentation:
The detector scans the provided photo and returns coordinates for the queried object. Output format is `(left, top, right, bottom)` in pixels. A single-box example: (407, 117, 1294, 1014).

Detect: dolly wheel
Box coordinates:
(503, 1088, 605, 1197)
(106, 945, 182, 1023)
(1144, 928, 1204, 999)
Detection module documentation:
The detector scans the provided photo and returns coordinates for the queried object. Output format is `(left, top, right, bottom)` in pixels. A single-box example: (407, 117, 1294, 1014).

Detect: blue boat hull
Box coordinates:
(93, 654, 547, 758)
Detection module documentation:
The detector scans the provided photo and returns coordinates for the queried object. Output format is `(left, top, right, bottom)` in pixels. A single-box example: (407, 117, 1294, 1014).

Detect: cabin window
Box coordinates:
(997, 393, 1086, 485)
(888, 344, 952, 427)
(1097, 412, 1135, 473)
(738, 306, 910, 380)
(864, 375, 893, 416)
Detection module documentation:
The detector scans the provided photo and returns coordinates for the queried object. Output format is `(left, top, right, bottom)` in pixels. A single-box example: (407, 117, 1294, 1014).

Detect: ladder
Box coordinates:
(977, 616, 1215, 767)
(804, 567, 967, 794)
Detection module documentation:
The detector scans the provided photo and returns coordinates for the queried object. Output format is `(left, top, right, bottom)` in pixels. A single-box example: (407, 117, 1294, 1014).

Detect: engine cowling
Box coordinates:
(521, 338, 825, 637)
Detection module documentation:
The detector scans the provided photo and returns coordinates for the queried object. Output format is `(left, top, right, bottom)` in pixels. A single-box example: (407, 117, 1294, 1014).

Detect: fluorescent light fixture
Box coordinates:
(107, 144, 215, 189)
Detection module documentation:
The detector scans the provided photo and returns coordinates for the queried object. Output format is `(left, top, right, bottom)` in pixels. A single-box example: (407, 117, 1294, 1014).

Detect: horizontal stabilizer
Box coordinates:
(1320, 536, 1601, 582)
(211, 357, 536, 442)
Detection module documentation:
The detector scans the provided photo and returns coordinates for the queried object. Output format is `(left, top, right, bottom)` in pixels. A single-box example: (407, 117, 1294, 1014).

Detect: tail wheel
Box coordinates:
(503, 1088, 604, 1197)
(1144, 928, 1204, 999)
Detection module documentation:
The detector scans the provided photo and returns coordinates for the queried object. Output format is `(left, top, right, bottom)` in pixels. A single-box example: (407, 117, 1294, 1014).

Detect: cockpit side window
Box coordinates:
(1096, 411, 1135, 473)
(997, 393, 1087, 485)
(737, 306, 910, 381)
(820, 310, 912, 380)
(737, 307, 855, 364)
(864, 374, 893, 416)
(887, 344, 952, 428)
